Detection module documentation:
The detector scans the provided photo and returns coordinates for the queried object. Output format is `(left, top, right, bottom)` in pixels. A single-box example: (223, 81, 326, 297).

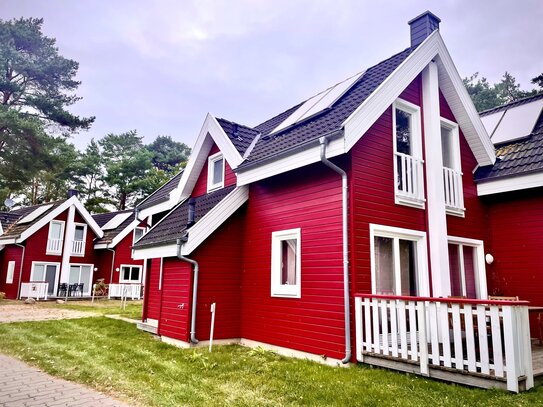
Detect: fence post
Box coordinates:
(417, 300, 429, 376)
(355, 297, 363, 362)
(502, 305, 520, 392)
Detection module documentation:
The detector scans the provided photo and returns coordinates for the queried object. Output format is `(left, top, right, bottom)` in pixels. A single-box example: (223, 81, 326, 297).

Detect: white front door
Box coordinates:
(69, 264, 93, 295)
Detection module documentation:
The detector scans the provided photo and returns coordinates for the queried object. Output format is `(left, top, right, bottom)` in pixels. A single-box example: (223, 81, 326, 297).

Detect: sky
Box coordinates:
(3, 0, 542, 150)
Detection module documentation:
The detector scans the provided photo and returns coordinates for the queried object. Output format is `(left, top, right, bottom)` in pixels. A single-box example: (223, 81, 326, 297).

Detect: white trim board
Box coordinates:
(477, 172, 543, 196)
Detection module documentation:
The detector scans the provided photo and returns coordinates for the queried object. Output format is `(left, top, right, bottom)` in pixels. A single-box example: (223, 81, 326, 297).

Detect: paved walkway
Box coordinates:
(0, 355, 132, 406)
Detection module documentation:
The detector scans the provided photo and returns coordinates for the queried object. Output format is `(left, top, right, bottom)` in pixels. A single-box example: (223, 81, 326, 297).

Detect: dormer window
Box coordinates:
(207, 152, 224, 192)
(440, 118, 464, 215)
(133, 227, 145, 244)
(393, 99, 424, 208)
(72, 223, 87, 256)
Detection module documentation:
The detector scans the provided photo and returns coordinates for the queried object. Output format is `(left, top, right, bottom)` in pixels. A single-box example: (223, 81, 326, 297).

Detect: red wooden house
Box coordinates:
(0, 194, 103, 299)
(92, 209, 147, 298)
(128, 11, 538, 392)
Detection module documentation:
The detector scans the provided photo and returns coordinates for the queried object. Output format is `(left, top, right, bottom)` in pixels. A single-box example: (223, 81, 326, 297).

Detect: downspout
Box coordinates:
(319, 136, 351, 364)
(106, 247, 116, 284)
(15, 243, 26, 300)
(176, 238, 199, 344)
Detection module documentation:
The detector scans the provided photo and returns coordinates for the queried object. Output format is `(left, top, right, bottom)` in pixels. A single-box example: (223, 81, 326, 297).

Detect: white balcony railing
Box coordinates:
(20, 282, 49, 300)
(72, 239, 85, 255)
(108, 283, 143, 300)
(46, 238, 63, 254)
(395, 152, 424, 203)
(443, 167, 464, 211)
(355, 294, 534, 392)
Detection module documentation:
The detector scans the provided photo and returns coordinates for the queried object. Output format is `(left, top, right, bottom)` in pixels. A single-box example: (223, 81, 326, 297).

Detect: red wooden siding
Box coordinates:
(158, 257, 191, 341)
(0, 245, 23, 299)
(440, 92, 490, 241)
(94, 250, 113, 283)
(486, 189, 543, 306)
(191, 143, 236, 197)
(241, 163, 345, 359)
(145, 257, 162, 321)
(191, 207, 244, 340)
(349, 76, 427, 296)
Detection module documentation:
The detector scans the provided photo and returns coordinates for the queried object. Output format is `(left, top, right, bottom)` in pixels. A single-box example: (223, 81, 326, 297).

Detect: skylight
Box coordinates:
(17, 204, 54, 224)
(270, 70, 365, 134)
(101, 212, 132, 230)
(482, 98, 543, 144)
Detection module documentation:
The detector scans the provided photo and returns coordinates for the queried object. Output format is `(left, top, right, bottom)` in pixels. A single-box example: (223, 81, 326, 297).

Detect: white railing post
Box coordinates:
(355, 297, 363, 362)
(417, 300, 429, 375)
(520, 306, 534, 389)
(502, 305, 520, 392)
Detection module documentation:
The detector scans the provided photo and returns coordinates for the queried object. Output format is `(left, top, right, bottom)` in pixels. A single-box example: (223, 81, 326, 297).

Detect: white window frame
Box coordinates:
(30, 261, 60, 293)
(133, 227, 146, 244)
(71, 222, 87, 257)
(46, 220, 65, 255)
(207, 152, 225, 193)
(369, 224, 430, 297)
(6, 261, 15, 284)
(440, 118, 465, 217)
(119, 264, 143, 283)
(392, 98, 425, 208)
(447, 236, 487, 299)
(68, 263, 94, 296)
(271, 228, 301, 298)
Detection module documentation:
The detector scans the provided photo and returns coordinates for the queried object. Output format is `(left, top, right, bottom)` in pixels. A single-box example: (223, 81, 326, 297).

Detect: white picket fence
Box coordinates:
(108, 283, 143, 300)
(20, 282, 49, 300)
(355, 294, 534, 392)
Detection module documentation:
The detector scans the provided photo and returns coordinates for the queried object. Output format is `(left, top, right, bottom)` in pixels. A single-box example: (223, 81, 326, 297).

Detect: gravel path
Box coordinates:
(0, 304, 96, 323)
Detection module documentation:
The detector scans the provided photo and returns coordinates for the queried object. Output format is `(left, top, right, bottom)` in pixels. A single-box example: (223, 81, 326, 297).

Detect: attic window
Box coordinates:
(207, 152, 224, 192)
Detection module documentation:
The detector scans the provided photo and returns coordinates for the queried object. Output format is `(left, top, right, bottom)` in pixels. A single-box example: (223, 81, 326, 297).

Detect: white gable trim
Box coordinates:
(343, 31, 495, 166)
(0, 197, 103, 244)
(477, 172, 543, 196)
(171, 114, 243, 203)
(137, 199, 173, 222)
(94, 217, 143, 250)
(132, 243, 178, 260)
(181, 186, 248, 255)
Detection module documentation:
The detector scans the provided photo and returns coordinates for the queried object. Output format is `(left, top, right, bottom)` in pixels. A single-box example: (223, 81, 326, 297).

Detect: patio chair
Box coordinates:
(77, 283, 84, 296)
(57, 283, 68, 297)
(68, 283, 78, 297)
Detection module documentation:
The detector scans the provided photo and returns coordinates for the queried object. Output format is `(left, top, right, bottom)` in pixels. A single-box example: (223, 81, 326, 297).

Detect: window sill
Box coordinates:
(206, 184, 224, 194)
(395, 195, 426, 210)
(46, 251, 62, 256)
(271, 291, 301, 299)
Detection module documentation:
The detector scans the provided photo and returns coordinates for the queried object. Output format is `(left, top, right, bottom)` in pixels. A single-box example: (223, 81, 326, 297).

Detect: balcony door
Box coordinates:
(30, 263, 60, 295)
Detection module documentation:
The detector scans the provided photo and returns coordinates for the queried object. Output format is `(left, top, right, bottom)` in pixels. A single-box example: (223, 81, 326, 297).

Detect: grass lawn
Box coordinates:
(0, 298, 143, 319)
(0, 318, 542, 406)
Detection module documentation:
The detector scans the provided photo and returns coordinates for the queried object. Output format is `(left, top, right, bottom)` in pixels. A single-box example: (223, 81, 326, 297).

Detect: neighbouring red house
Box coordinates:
(0, 193, 103, 299)
(128, 12, 538, 392)
(92, 209, 148, 298)
(475, 94, 543, 316)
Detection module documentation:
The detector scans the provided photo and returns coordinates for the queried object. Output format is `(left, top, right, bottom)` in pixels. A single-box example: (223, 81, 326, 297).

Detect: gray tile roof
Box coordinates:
(475, 103, 543, 182)
(0, 200, 66, 241)
(92, 209, 134, 245)
(133, 185, 236, 249)
(136, 171, 183, 211)
(234, 47, 415, 167)
(216, 118, 261, 157)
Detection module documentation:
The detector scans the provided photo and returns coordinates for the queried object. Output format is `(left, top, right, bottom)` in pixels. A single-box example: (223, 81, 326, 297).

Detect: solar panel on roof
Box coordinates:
(17, 204, 54, 224)
(101, 212, 132, 230)
(270, 71, 365, 134)
(491, 98, 543, 144)
(480, 111, 505, 138)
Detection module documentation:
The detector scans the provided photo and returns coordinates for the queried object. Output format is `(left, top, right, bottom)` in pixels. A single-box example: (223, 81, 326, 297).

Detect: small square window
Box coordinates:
(271, 228, 301, 298)
(207, 152, 224, 192)
(133, 227, 145, 243)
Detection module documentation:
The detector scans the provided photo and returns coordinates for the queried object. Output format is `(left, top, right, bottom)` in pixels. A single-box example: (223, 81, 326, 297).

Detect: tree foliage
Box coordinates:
(147, 135, 190, 172)
(463, 72, 541, 112)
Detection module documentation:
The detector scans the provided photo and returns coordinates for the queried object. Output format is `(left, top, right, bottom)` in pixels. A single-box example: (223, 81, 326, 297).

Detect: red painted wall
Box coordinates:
(485, 189, 543, 305)
(241, 163, 345, 359)
(192, 143, 236, 197)
(145, 257, 162, 321)
(0, 245, 23, 299)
